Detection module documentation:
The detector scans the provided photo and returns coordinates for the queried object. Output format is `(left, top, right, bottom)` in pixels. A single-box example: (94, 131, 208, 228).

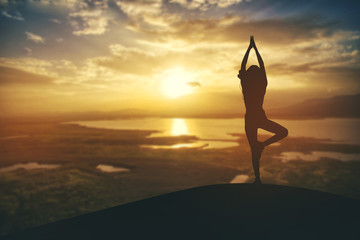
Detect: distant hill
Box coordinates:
(269, 93, 360, 118)
(2, 93, 359, 122)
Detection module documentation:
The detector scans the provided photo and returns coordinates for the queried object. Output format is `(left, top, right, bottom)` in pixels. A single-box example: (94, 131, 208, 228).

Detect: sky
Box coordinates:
(0, 0, 359, 116)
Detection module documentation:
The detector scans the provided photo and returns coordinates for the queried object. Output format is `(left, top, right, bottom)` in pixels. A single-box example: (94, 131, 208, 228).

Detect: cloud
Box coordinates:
(67, 0, 118, 36)
(171, 0, 243, 11)
(117, 1, 354, 52)
(25, 31, 45, 43)
(187, 81, 201, 87)
(2, 10, 24, 21)
(141, 15, 340, 46)
(0, 66, 53, 85)
(50, 18, 62, 24)
(116, 1, 246, 33)
(24, 47, 32, 55)
(117, 0, 162, 15)
(20, 0, 124, 36)
(0, 57, 56, 81)
(70, 9, 109, 35)
(116, 0, 180, 33)
(122, 11, 360, 77)
(117, 0, 243, 17)
(109, 43, 158, 58)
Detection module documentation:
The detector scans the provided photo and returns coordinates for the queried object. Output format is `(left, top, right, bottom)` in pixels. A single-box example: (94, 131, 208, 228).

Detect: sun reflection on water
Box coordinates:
(171, 118, 189, 136)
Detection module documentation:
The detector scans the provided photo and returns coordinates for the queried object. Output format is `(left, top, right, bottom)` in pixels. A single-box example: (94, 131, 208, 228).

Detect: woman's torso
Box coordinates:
(240, 70, 268, 115)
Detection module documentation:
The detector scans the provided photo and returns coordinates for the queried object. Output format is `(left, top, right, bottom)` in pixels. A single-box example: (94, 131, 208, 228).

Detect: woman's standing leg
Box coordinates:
(245, 118, 262, 183)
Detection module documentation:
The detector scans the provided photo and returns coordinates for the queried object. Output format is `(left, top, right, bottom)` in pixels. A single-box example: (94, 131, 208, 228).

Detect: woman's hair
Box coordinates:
(247, 65, 260, 73)
(246, 65, 261, 78)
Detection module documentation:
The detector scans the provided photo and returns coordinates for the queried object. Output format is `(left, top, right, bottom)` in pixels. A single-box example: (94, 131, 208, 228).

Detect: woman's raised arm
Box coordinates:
(241, 38, 252, 72)
(253, 38, 265, 70)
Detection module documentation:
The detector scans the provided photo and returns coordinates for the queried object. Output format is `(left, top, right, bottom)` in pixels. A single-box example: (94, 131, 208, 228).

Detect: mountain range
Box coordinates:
(268, 93, 360, 119)
(2, 93, 359, 122)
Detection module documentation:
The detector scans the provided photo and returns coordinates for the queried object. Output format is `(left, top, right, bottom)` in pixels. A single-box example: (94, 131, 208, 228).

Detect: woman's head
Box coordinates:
(247, 65, 260, 73)
(246, 65, 261, 78)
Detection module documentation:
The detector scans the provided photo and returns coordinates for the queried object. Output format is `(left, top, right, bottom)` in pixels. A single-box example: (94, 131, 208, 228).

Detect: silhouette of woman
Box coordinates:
(238, 36, 288, 184)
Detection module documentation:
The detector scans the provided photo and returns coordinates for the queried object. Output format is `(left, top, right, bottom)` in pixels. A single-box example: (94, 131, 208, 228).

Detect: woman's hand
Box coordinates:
(250, 35, 255, 48)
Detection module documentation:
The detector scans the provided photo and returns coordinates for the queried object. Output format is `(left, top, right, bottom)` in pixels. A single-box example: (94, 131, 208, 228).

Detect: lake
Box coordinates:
(69, 118, 360, 145)
(69, 117, 360, 163)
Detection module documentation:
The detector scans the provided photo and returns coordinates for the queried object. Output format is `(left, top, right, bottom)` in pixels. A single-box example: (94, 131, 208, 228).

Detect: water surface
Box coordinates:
(96, 164, 130, 173)
(70, 118, 360, 144)
(0, 163, 60, 172)
(230, 175, 249, 183)
(278, 151, 360, 163)
(0, 135, 29, 140)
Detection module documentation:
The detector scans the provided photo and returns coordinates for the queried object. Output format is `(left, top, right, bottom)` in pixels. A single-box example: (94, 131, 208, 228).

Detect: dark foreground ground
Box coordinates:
(4, 184, 360, 240)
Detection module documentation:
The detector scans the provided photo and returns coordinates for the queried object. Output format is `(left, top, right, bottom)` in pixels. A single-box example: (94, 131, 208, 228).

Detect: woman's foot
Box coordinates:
(253, 178, 262, 184)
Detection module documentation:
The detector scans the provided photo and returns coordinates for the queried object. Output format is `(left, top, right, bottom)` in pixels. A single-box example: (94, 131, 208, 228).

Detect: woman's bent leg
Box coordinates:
(259, 118, 288, 147)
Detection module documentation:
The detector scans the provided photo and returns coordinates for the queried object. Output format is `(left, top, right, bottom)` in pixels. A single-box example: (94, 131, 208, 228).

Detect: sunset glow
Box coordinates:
(161, 68, 194, 99)
(0, 0, 358, 116)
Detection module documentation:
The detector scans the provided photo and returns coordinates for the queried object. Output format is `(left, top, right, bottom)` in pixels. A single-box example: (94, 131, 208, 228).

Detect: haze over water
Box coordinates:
(71, 118, 360, 144)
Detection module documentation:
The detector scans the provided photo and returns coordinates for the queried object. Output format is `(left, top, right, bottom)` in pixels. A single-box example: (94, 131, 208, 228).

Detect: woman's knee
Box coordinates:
(280, 127, 288, 138)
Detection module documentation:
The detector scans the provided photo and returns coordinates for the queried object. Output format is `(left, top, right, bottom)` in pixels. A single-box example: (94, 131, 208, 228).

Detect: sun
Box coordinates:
(161, 67, 194, 99)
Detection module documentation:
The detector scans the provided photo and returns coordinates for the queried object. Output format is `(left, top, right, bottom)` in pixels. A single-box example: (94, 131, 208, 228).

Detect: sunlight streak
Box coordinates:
(171, 118, 189, 136)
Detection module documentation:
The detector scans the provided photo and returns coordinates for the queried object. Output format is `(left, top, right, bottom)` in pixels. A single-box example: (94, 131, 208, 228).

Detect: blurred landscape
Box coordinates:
(1, 103, 360, 235)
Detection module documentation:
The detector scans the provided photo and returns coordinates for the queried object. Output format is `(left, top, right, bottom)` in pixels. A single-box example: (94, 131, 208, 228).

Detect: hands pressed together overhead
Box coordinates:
(249, 35, 257, 49)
